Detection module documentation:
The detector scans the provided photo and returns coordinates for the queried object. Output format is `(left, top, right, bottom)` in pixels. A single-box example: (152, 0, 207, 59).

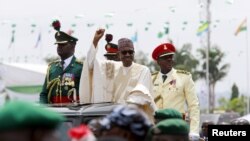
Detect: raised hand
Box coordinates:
(93, 28, 105, 47)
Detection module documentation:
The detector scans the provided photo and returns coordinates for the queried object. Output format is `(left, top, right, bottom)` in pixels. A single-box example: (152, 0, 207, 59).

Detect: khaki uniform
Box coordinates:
(152, 68, 200, 134)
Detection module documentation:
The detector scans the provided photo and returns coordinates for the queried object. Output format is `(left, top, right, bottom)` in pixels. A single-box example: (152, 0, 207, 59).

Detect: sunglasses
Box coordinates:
(121, 50, 134, 55)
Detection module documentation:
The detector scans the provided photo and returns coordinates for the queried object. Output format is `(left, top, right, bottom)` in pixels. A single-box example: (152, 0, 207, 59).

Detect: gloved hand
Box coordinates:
(189, 132, 200, 141)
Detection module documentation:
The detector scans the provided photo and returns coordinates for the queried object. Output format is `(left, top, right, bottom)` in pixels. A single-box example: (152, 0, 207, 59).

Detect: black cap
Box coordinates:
(52, 20, 78, 44)
(54, 31, 78, 44)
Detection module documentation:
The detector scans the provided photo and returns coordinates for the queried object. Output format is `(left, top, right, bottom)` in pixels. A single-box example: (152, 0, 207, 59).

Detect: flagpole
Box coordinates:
(206, 0, 211, 113)
(245, 18, 249, 114)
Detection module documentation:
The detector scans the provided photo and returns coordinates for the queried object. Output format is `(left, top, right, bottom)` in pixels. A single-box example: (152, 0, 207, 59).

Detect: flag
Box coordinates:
(126, 23, 133, 27)
(196, 22, 209, 36)
(234, 18, 247, 36)
(34, 32, 41, 48)
(157, 32, 164, 38)
(164, 27, 169, 34)
(8, 30, 15, 48)
(131, 31, 138, 43)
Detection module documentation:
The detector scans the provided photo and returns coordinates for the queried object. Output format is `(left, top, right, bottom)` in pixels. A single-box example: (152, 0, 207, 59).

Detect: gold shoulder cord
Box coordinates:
(176, 70, 190, 75)
(46, 65, 51, 84)
(46, 63, 61, 103)
(67, 88, 75, 102)
(47, 78, 60, 103)
(152, 71, 158, 83)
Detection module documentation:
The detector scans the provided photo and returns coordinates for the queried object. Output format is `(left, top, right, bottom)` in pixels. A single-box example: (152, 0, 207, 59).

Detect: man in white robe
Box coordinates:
(79, 29, 157, 120)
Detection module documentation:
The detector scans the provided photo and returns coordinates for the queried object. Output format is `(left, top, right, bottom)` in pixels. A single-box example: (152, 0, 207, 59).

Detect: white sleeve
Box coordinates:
(86, 44, 98, 69)
(135, 67, 158, 111)
(138, 68, 154, 95)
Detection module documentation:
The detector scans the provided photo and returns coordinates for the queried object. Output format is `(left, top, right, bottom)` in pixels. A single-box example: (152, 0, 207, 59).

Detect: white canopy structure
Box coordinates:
(0, 62, 47, 104)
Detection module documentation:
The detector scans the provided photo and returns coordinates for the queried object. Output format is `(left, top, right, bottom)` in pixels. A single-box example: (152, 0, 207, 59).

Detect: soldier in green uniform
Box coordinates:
(40, 20, 83, 104)
(0, 100, 64, 141)
(150, 118, 190, 141)
(154, 108, 183, 124)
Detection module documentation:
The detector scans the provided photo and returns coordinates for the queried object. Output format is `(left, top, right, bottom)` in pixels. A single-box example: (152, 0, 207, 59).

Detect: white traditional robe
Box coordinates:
(79, 44, 157, 120)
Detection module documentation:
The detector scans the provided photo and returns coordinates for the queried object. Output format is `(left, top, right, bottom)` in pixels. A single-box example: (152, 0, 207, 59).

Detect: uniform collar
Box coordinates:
(159, 68, 173, 77)
(62, 55, 74, 69)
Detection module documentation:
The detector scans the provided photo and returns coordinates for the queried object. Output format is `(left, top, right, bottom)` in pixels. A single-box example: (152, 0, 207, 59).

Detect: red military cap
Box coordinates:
(152, 43, 176, 60)
(105, 43, 118, 56)
(104, 34, 118, 56)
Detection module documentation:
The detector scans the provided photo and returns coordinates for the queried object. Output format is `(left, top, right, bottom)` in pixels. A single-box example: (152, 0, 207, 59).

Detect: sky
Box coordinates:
(1, 0, 250, 108)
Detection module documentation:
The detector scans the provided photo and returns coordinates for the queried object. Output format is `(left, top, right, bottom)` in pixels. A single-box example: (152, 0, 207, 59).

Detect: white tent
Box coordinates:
(0, 62, 47, 104)
(0, 62, 47, 86)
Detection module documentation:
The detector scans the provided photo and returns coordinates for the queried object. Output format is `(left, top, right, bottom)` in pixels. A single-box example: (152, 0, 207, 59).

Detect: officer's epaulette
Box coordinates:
(48, 60, 60, 66)
(75, 59, 83, 65)
(176, 69, 190, 75)
(151, 71, 159, 83)
(151, 71, 159, 76)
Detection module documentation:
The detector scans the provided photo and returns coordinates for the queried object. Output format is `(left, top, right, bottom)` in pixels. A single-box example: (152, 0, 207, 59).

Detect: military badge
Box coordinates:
(169, 79, 176, 86)
(62, 73, 75, 87)
(164, 45, 167, 50)
(107, 44, 111, 49)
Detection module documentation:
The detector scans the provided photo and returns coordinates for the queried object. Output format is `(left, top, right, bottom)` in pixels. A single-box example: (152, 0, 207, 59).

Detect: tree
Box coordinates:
(134, 51, 150, 66)
(134, 50, 159, 72)
(231, 83, 239, 100)
(174, 43, 199, 81)
(197, 45, 230, 112)
(218, 95, 246, 116)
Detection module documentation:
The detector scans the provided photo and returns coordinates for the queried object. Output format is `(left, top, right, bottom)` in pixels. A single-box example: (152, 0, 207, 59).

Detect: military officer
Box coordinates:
(40, 20, 83, 104)
(151, 43, 200, 138)
(104, 33, 120, 61)
(145, 109, 183, 141)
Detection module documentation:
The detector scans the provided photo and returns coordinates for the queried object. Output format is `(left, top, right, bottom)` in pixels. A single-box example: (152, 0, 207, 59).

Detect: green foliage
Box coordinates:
(218, 96, 247, 116)
(148, 61, 160, 73)
(134, 51, 149, 66)
(174, 43, 199, 81)
(134, 51, 159, 72)
(231, 83, 239, 100)
(197, 46, 230, 84)
(134, 51, 160, 72)
(197, 45, 230, 112)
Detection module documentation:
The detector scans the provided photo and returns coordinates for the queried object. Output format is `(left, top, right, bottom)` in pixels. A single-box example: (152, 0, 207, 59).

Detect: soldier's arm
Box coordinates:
(40, 64, 53, 104)
(40, 77, 48, 104)
(184, 74, 200, 134)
